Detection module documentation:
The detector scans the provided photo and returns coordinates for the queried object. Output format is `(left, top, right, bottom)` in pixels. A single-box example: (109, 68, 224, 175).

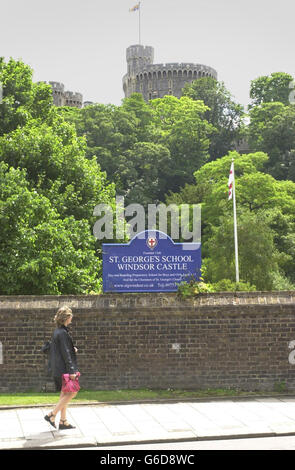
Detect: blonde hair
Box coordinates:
(54, 306, 73, 327)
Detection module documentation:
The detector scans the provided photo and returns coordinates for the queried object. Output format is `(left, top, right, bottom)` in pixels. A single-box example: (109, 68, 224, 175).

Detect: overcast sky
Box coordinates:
(1, 0, 294, 110)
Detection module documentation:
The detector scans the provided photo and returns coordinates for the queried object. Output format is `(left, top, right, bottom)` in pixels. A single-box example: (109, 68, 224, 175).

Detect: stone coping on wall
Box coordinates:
(0, 291, 294, 311)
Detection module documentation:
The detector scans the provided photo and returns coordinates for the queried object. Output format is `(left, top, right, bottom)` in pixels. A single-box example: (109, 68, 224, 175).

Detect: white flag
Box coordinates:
(228, 162, 234, 200)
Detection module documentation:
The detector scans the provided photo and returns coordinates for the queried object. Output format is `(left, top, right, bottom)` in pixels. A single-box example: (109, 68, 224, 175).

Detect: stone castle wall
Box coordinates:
(42, 81, 83, 108)
(0, 292, 295, 392)
(123, 45, 218, 101)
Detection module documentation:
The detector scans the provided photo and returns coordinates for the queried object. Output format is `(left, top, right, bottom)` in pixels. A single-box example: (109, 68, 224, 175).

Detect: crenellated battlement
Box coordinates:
(48, 81, 65, 92)
(135, 63, 217, 79)
(64, 91, 83, 100)
(126, 44, 154, 61)
(42, 81, 83, 108)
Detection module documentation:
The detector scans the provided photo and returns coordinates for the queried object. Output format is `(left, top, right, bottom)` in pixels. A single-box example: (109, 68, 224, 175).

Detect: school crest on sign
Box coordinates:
(146, 236, 157, 250)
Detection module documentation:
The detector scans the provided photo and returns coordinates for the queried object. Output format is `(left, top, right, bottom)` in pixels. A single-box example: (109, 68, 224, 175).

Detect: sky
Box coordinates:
(0, 0, 294, 110)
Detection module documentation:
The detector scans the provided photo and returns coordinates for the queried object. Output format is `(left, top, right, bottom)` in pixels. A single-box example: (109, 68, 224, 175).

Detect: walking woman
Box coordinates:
(44, 306, 79, 430)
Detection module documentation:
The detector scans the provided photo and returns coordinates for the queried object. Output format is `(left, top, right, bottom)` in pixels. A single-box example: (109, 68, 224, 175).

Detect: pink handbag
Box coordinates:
(61, 372, 81, 393)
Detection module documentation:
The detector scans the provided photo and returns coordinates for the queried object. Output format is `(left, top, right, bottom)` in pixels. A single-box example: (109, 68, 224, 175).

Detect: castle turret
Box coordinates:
(40, 81, 66, 106)
(126, 44, 154, 75)
(41, 81, 83, 108)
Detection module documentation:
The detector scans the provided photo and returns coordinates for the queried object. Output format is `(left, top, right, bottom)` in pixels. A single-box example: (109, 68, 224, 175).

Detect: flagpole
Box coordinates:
(139, 2, 141, 45)
(232, 159, 239, 283)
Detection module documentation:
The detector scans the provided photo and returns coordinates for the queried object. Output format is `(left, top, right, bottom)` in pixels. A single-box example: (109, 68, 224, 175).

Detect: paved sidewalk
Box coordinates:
(1, 397, 295, 449)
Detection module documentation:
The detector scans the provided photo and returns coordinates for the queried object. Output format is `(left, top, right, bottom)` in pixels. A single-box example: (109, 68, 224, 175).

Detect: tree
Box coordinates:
(0, 162, 101, 294)
(248, 102, 295, 180)
(249, 72, 294, 108)
(59, 96, 151, 184)
(0, 57, 116, 294)
(182, 77, 245, 161)
(0, 115, 115, 221)
(115, 142, 171, 206)
(0, 58, 53, 135)
(61, 94, 213, 202)
(204, 211, 280, 290)
(121, 93, 155, 141)
(149, 95, 214, 193)
(167, 151, 295, 289)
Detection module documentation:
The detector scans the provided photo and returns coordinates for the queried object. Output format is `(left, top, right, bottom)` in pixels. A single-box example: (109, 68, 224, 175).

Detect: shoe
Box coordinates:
(44, 412, 56, 428)
(59, 419, 76, 430)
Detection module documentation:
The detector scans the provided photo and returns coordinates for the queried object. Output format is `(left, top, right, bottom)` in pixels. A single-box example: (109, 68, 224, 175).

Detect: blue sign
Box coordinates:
(102, 230, 201, 292)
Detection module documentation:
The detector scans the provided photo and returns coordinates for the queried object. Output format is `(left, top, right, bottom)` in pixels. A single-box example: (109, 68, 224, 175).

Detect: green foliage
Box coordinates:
(0, 58, 115, 294)
(115, 141, 171, 205)
(204, 212, 279, 290)
(177, 275, 257, 299)
(0, 162, 101, 294)
(0, 116, 115, 220)
(0, 58, 53, 135)
(177, 278, 213, 299)
(248, 102, 295, 180)
(1, 57, 295, 294)
(270, 271, 295, 291)
(249, 72, 294, 108)
(149, 95, 214, 193)
(62, 94, 213, 205)
(177, 277, 256, 298)
(273, 381, 287, 393)
(182, 77, 245, 160)
(169, 152, 295, 290)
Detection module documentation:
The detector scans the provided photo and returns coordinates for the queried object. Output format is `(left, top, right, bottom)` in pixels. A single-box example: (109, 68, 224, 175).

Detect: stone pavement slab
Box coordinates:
(1, 397, 295, 449)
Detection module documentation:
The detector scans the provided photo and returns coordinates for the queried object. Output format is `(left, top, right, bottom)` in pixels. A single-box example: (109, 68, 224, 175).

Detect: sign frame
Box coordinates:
(102, 230, 201, 293)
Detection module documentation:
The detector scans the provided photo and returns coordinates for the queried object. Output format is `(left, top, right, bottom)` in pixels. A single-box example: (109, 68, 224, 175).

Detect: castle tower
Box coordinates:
(123, 45, 154, 98)
(49, 81, 65, 106)
(41, 81, 83, 108)
(126, 44, 154, 75)
(123, 45, 218, 102)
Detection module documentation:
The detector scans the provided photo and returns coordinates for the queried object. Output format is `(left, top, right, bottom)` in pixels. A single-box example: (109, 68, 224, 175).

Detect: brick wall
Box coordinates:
(0, 292, 295, 392)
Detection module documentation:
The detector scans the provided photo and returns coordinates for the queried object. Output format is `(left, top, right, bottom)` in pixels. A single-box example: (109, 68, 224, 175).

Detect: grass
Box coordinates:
(0, 388, 284, 407)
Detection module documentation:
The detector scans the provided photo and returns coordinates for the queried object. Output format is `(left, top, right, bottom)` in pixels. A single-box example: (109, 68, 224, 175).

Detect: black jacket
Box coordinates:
(49, 325, 78, 377)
